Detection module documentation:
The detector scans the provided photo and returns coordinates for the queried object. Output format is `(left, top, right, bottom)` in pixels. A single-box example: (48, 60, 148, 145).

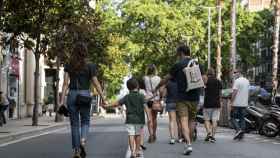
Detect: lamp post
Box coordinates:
(200, 6, 216, 69)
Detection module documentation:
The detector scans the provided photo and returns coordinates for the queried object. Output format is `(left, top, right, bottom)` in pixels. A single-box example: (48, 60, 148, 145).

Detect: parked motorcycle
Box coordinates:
(241, 92, 272, 133)
(244, 104, 270, 134)
(261, 105, 280, 137)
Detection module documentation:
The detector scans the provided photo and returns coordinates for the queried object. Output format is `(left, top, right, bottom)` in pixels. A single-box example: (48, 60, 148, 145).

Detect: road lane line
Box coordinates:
(0, 127, 66, 148)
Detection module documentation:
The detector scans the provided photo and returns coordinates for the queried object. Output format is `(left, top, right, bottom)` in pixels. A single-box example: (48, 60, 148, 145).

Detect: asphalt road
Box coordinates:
(0, 117, 280, 158)
(0, 118, 128, 158)
(143, 118, 280, 158)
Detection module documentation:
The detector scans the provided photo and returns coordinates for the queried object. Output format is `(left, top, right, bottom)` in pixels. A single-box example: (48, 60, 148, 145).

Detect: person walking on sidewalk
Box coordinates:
(230, 69, 250, 141)
(163, 78, 179, 144)
(155, 44, 206, 155)
(143, 64, 161, 143)
(203, 68, 222, 143)
(106, 78, 146, 158)
(0, 91, 9, 126)
(60, 42, 107, 158)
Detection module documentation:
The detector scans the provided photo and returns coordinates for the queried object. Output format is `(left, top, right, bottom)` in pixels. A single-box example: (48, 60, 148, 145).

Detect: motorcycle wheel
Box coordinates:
(261, 119, 279, 138)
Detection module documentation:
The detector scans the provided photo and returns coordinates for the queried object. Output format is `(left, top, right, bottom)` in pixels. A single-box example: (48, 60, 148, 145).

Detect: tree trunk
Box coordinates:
(54, 57, 63, 122)
(230, 0, 237, 82)
(216, 0, 222, 80)
(32, 35, 41, 126)
(272, 0, 280, 95)
(0, 0, 4, 90)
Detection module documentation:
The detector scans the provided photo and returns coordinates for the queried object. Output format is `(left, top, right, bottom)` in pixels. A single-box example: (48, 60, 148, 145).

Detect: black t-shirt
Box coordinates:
(64, 63, 97, 90)
(169, 58, 204, 102)
(204, 76, 222, 108)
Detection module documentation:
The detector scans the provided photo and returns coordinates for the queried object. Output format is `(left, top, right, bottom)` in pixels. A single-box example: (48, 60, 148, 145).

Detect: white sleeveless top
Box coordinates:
(143, 75, 161, 101)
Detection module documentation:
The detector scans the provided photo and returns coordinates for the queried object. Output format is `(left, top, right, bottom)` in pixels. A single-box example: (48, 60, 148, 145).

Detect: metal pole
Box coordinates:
(208, 7, 212, 69)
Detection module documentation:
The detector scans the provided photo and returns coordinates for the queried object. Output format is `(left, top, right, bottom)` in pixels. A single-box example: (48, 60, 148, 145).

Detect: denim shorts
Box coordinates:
(203, 108, 220, 121)
(126, 124, 144, 136)
(166, 103, 176, 112)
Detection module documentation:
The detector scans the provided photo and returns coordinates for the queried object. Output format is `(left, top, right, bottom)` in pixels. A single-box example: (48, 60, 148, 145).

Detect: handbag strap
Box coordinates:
(76, 78, 79, 90)
(149, 77, 154, 91)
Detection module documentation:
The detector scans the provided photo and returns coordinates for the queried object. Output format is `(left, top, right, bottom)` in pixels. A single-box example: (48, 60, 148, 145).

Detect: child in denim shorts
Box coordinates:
(106, 78, 145, 158)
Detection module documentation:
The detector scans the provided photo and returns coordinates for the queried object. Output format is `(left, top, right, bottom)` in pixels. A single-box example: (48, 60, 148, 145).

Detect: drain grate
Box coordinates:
(0, 131, 11, 134)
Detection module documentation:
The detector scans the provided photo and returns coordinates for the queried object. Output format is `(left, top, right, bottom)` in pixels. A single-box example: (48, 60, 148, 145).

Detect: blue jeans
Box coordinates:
(67, 90, 91, 150)
(230, 107, 246, 131)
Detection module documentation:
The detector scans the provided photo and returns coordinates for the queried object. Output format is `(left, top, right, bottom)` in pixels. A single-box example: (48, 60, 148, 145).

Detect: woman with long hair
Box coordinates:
(143, 64, 161, 143)
(60, 42, 107, 158)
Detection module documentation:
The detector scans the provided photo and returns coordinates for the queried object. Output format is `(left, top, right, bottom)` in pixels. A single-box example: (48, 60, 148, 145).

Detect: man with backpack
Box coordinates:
(155, 44, 205, 155)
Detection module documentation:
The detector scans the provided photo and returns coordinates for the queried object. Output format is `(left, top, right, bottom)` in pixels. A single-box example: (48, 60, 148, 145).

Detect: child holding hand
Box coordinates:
(105, 78, 145, 158)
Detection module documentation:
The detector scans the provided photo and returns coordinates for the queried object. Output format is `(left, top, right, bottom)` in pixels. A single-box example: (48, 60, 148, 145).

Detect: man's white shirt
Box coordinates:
(232, 77, 250, 107)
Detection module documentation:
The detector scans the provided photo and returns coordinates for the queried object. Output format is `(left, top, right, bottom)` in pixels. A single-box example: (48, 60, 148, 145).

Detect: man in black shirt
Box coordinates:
(155, 45, 206, 155)
(203, 68, 222, 143)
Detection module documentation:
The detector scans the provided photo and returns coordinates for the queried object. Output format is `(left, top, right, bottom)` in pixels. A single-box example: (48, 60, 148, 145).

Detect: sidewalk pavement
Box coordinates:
(0, 115, 68, 145)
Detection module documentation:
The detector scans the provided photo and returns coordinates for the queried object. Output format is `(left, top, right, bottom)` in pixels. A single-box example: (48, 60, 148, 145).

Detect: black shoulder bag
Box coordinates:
(75, 67, 93, 108)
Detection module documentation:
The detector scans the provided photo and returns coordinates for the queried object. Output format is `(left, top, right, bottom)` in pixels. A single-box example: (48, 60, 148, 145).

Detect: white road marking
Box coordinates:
(0, 127, 66, 148)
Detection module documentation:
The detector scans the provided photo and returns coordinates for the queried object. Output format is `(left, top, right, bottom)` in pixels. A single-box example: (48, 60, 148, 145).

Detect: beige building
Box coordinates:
(0, 34, 64, 119)
(242, 0, 272, 11)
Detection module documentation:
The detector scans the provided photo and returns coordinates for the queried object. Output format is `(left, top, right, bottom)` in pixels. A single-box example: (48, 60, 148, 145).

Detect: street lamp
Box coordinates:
(89, 0, 96, 9)
(200, 6, 216, 69)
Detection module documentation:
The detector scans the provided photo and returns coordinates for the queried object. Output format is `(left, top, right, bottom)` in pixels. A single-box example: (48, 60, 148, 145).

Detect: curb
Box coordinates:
(0, 122, 68, 145)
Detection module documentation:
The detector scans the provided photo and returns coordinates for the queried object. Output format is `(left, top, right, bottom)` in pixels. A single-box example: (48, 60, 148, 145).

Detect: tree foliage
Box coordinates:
(0, 0, 276, 99)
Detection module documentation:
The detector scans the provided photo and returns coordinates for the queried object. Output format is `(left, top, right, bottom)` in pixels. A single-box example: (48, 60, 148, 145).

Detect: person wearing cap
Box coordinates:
(230, 69, 250, 140)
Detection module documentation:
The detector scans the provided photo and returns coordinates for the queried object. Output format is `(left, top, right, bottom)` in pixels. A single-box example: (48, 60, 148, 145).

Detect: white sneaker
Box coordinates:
(178, 138, 184, 143)
(169, 139, 175, 144)
(183, 145, 193, 155)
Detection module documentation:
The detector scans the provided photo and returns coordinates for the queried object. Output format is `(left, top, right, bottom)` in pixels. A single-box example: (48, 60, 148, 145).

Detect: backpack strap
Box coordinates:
(187, 59, 198, 67)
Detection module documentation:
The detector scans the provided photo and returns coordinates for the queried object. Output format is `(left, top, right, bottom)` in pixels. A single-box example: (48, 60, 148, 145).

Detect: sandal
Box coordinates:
(148, 136, 153, 143)
(140, 145, 147, 150)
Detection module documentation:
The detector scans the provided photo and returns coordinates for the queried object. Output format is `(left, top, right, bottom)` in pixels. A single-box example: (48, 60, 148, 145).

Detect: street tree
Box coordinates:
(216, 0, 223, 80)
(120, 0, 207, 77)
(1, 0, 91, 125)
(272, 0, 280, 95)
(230, 0, 237, 80)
